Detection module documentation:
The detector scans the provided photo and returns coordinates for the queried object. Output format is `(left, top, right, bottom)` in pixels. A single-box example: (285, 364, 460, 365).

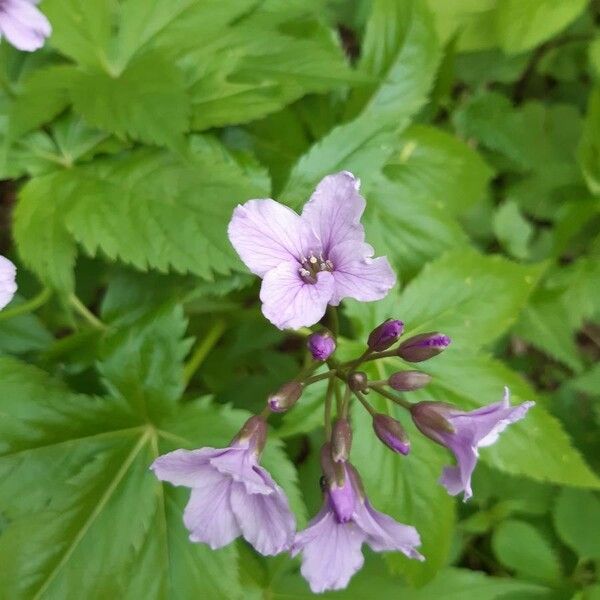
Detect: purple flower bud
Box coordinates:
(372, 414, 410, 455)
(231, 415, 268, 455)
(268, 381, 304, 413)
(410, 402, 456, 443)
(307, 331, 336, 361)
(320, 445, 355, 522)
(331, 418, 352, 463)
(348, 371, 368, 392)
(388, 371, 432, 391)
(367, 319, 404, 351)
(397, 332, 451, 362)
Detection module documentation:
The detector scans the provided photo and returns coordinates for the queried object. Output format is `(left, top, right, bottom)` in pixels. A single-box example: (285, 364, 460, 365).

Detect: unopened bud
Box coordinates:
(232, 415, 268, 454)
(307, 331, 336, 361)
(367, 319, 404, 351)
(372, 414, 410, 455)
(331, 418, 352, 462)
(397, 332, 451, 362)
(348, 371, 368, 392)
(268, 381, 303, 413)
(388, 370, 431, 391)
(320, 443, 346, 487)
(411, 401, 456, 444)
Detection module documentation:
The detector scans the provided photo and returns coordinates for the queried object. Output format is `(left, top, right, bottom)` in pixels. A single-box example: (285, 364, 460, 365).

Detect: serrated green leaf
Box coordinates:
(553, 488, 600, 559)
(493, 201, 533, 260)
(492, 520, 562, 584)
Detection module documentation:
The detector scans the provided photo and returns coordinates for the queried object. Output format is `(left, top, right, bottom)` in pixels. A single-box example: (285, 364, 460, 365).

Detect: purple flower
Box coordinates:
(292, 463, 423, 593)
(0, 255, 17, 310)
(372, 414, 410, 455)
(307, 331, 336, 361)
(0, 0, 51, 52)
(397, 332, 451, 362)
(411, 387, 534, 501)
(228, 172, 396, 329)
(367, 319, 404, 351)
(151, 416, 295, 555)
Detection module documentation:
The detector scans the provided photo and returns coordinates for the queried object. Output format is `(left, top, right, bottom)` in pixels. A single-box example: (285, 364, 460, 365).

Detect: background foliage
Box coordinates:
(1, 0, 599, 598)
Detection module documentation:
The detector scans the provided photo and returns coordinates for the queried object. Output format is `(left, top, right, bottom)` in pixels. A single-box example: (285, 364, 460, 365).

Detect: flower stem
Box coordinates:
(369, 383, 413, 410)
(327, 305, 339, 336)
(69, 294, 107, 330)
(304, 370, 336, 385)
(341, 384, 351, 419)
(353, 390, 376, 416)
(0, 287, 52, 322)
(183, 318, 227, 385)
(324, 377, 335, 440)
(334, 381, 343, 415)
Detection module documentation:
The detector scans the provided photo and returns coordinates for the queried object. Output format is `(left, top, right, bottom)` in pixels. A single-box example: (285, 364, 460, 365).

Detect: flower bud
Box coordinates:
(367, 319, 404, 351)
(307, 331, 336, 361)
(232, 415, 268, 454)
(331, 418, 352, 462)
(268, 381, 303, 413)
(372, 414, 410, 455)
(397, 332, 451, 362)
(388, 370, 432, 391)
(348, 371, 368, 392)
(410, 401, 456, 444)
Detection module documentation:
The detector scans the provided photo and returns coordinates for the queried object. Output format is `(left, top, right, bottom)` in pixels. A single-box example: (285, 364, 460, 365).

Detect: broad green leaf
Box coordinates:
(396, 248, 545, 348)
(67, 51, 190, 146)
(553, 488, 600, 559)
(13, 141, 269, 291)
(352, 392, 455, 586)
(281, 0, 440, 206)
(422, 352, 600, 488)
(493, 201, 533, 260)
(0, 304, 53, 354)
(495, 0, 588, 55)
(578, 87, 600, 196)
(492, 520, 561, 584)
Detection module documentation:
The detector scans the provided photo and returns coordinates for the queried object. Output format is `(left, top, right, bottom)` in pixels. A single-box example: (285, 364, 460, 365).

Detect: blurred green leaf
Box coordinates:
(493, 201, 533, 260)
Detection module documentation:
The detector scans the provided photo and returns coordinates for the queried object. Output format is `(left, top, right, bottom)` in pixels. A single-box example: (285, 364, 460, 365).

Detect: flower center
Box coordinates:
(298, 253, 334, 284)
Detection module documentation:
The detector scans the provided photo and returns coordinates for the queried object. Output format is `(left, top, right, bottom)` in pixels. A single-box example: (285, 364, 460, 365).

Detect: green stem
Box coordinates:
(339, 349, 396, 369)
(324, 377, 335, 440)
(259, 405, 271, 419)
(0, 287, 52, 322)
(334, 381, 343, 415)
(341, 384, 351, 419)
(183, 318, 227, 385)
(69, 294, 107, 330)
(327, 306, 339, 336)
(370, 383, 412, 410)
(353, 390, 376, 416)
(304, 370, 336, 385)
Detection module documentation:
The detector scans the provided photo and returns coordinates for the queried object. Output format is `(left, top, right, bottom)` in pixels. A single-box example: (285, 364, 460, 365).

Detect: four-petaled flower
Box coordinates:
(151, 417, 295, 555)
(228, 171, 396, 329)
(292, 461, 423, 593)
(0, 255, 17, 311)
(411, 387, 535, 501)
(0, 0, 51, 52)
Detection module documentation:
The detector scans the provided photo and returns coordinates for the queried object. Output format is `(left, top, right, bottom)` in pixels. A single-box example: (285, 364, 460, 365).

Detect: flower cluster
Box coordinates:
(152, 173, 534, 593)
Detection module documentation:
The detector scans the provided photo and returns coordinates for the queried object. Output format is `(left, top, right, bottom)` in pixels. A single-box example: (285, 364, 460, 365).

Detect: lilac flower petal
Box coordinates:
(230, 468, 295, 555)
(301, 171, 366, 257)
(0, 0, 51, 52)
(0, 255, 17, 310)
(209, 448, 273, 495)
(184, 470, 241, 549)
(354, 501, 424, 560)
(228, 199, 319, 277)
(293, 506, 365, 594)
(328, 241, 396, 305)
(150, 447, 224, 486)
(329, 473, 356, 523)
(439, 441, 477, 501)
(260, 263, 334, 329)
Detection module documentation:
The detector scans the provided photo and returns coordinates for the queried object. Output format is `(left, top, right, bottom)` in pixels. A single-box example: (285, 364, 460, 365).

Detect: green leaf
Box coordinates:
(281, 0, 440, 206)
(553, 488, 600, 559)
(13, 141, 269, 291)
(13, 175, 77, 293)
(67, 51, 190, 146)
(578, 87, 600, 196)
(422, 352, 600, 488)
(495, 0, 588, 55)
(493, 201, 533, 260)
(492, 520, 562, 584)
(396, 248, 545, 349)
(352, 392, 455, 586)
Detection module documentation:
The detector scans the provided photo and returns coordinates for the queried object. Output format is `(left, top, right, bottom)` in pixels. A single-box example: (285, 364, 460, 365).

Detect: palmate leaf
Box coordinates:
(0, 305, 304, 599)
(13, 139, 269, 292)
